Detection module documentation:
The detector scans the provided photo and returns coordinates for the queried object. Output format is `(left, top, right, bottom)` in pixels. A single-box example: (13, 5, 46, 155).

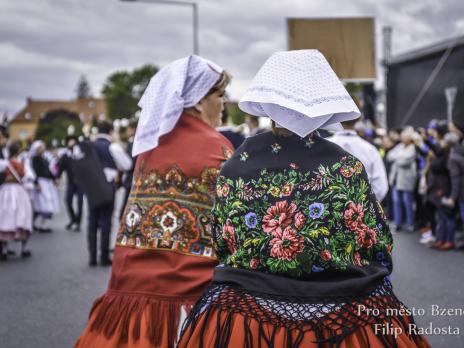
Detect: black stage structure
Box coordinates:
(387, 35, 464, 129)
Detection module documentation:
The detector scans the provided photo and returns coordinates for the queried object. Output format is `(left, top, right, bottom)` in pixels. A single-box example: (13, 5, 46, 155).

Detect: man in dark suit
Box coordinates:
(57, 135, 84, 231)
(87, 121, 131, 266)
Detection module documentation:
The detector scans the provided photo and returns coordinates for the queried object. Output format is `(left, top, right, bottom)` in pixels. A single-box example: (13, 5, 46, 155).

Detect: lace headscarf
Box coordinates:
(239, 50, 360, 137)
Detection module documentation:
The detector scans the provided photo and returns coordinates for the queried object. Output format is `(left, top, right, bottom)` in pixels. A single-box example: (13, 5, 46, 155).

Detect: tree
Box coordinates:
(35, 109, 83, 147)
(76, 75, 92, 98)
(102, 64, 158, 120)
(226, 102, 247, 125)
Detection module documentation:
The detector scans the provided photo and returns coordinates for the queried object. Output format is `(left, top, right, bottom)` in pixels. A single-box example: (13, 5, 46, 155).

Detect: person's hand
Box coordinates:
(412, 131, 423, 145)
(442, 197, 455, 208)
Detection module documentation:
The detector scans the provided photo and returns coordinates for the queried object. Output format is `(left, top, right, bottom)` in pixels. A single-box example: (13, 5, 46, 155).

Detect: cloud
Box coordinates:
(1, 0, 463, 115)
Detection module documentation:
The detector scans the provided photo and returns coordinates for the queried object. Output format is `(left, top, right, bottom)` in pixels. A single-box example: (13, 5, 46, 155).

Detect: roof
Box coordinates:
(389, 34, 464, 65)
(11, 97, 106, 124)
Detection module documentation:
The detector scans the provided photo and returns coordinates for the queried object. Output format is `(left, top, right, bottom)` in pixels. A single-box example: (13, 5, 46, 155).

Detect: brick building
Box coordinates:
(9, 97, 106, 140)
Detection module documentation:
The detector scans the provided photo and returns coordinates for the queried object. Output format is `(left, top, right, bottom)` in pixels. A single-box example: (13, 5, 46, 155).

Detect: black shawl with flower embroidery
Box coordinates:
(180, 131, 425, 348)
(213, 131, 393, 278)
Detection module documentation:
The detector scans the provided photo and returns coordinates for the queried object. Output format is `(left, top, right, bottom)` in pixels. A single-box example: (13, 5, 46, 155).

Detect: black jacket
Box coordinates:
(448, 142, 464, 202)
(32, 155, 54, 182)
(57, 151, 77, 185)
(427, 148, 452, 213)
(0, 146, 5, 185)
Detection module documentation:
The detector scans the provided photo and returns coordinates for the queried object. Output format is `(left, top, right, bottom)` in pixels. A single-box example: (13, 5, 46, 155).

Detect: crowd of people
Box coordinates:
(220, 110, 464, 253)
(343, 119, 464, 251)
(0, 121, 135, 263)
(1, 98, 463, 261)
(1, 101, 463, 264)
(1, 50, 462, 347)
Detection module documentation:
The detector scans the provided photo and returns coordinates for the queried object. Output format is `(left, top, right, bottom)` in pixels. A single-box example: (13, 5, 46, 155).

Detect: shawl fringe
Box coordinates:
(88, 291, 192, 347)
(180, 281, 426, 348)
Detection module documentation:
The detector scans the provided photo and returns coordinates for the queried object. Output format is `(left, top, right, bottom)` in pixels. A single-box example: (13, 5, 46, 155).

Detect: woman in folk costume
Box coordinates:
(178, 51, 431, 348)
(29, 140, 60, 232)
(75, 55, 234, 348)
(0, 141, 33, 259)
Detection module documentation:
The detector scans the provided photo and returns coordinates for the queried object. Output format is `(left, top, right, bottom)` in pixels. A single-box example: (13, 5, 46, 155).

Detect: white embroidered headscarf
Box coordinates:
(132, 55, 223, 156)
(239, 50, 360, 137)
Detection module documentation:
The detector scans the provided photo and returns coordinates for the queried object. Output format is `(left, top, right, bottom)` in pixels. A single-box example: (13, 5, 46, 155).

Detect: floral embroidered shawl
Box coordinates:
(213, 131, 393, 277)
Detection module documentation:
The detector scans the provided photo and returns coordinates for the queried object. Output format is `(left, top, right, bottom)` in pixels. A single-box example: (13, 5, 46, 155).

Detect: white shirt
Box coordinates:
(328, 130, 389, 201)
(0, 159, 7, 172)
(95, 134, 132, 182)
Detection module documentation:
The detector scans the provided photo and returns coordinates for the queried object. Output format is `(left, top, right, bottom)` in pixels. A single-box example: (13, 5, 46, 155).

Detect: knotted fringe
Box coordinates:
(180, 281, 427, 348)
(89, 291, 192, 347)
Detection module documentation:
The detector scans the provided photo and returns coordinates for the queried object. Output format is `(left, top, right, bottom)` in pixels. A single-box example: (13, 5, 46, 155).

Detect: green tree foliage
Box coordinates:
(35, 109, 83, 147)
(102, 64, 158, 120)
(76, 75, 92, 98)
(345, 82, 363, 95)
(226, 102, 247, 125)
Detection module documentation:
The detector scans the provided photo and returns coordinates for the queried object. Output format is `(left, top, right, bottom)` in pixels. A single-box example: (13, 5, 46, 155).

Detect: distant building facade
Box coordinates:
(9, 97, 106, 140)
(387, 35, 464, 129)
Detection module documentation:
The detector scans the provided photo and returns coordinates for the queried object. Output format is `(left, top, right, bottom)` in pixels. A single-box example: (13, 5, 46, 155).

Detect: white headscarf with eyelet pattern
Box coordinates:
(132, 55, 223, 156)
(239, 50, 360, 137)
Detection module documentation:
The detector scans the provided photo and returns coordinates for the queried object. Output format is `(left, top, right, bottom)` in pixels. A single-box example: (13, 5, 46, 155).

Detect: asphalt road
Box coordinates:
(1, 190, 464, 347)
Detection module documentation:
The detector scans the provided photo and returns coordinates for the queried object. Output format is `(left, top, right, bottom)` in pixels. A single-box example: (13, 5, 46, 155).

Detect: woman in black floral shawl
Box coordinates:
(178, 50, 430, 348)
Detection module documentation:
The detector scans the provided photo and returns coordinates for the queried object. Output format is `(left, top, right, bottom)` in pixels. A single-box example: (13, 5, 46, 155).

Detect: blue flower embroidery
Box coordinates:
(376, 251, 385, 261)
(240, 152, 249, 162)
(308, 202, 324, 219)
(271, 143, 282, 154)
(244, 212, 258, 228)
(312, 265, 324, 273)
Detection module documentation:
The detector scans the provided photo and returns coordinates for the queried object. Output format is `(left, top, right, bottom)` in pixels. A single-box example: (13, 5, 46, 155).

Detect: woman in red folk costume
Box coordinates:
(75, 55, 233, 348)
(178, 50, 431, 348)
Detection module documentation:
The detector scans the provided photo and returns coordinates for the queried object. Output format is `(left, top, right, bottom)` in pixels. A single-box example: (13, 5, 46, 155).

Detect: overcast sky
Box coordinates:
(1, 0, 463, 116)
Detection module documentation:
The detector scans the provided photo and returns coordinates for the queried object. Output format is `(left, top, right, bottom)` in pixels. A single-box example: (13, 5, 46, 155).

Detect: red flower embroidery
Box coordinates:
(222, 183, 230, 197)
(222, 219, 236, 253)
(320, 249, 332, 261)
(354, 251, 362, 266)
(290, 163, 299, 170)
(249, 258, 260, 269)
(344, 202, 365, 231)
(269, 227, 304, 261)
(262, 200, 297, 236)
(340, 166, 354, 178)
(356, 227, 377, 249)
(162, 216, 175, 228)
(294, 211, 305, 230)
(282, 184, 293, 197)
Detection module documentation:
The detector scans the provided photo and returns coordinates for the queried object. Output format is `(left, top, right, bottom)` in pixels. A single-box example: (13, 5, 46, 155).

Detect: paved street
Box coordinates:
(1, 191, 464, 348)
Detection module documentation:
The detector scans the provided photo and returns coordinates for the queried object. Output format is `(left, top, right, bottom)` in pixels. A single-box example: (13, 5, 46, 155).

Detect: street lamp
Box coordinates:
(120, 0, 199, 55)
